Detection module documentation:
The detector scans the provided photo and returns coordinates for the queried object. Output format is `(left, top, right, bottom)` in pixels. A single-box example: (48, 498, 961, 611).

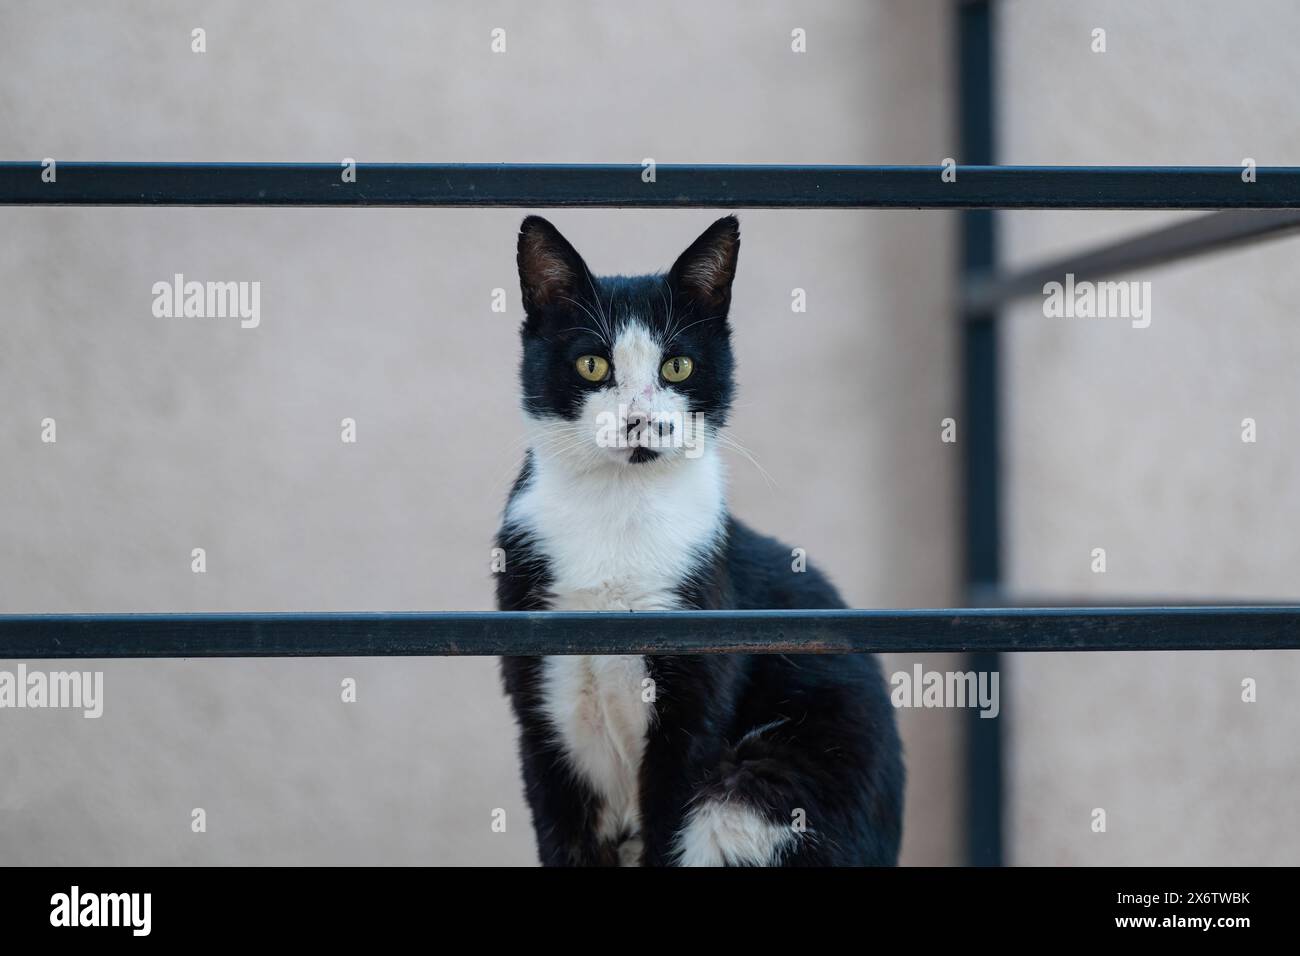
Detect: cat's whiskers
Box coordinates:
(527, 429, 586, 457)
(663, 313, 724, 350)
(527, 421, 602, 463)
(553, 326, 605, 342)
(556, 297, 612, 350)
(657, 278, 682, 350)
(581, 269, 617, 346)
(713, 430, 778, 489)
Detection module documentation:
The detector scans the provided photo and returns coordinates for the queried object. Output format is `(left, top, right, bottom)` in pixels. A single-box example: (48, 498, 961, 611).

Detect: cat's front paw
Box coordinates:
(617, 835, 645, 867)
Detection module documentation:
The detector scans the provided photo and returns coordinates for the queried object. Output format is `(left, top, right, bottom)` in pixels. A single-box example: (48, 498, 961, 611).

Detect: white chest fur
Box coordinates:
(509, 447, 727, 611)
(509, 448, 726, 851)
(538, 654, 650, 846)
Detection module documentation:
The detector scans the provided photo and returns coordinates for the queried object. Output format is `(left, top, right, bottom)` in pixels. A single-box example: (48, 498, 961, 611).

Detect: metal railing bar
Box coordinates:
(3, 163, 1300, 209)
(963, 209, 1300, 313)
(958, 0, 1004, 867)
(0, 607, 1296, 658)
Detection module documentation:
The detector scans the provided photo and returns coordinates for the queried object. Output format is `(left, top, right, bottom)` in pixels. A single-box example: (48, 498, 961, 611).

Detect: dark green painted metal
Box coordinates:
(0, 607, 1296, 659)
(960, 0, 1003, 868)
(2, 162, 1299, 208)
(964, 209, 1300, 313)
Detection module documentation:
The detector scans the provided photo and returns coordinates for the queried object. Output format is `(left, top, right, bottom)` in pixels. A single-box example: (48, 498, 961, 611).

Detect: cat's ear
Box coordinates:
(669, 215, 741, 309)
(517, 216, 592, 315)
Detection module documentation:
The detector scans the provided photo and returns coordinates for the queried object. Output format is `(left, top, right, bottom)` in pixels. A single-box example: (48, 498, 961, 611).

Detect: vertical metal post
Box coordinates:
(958, 0, 1004, 866)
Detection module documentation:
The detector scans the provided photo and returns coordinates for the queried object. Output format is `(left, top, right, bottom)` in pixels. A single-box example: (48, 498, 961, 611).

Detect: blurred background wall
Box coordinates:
(997, 0, 1300, 863)
(0, 1, 963, 864)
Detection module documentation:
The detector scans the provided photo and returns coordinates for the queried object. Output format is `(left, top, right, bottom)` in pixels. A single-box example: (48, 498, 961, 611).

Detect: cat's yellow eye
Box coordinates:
(661, 356, 694, 383)
(575, 355, 610, 382)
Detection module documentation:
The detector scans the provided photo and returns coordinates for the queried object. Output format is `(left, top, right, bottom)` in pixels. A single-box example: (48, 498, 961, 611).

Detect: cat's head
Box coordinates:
(515, 215, 739, 470)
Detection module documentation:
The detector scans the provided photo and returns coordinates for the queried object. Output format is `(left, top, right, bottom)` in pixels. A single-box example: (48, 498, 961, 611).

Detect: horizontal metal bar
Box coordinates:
(965, 209, 1300, 312)
(0, 607, 1296, 658)
(3, 163, 1300, 209)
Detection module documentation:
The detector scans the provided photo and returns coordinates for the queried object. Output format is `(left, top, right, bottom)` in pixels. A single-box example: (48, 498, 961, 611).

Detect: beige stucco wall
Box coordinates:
(0, 1, 962, 864)
(998, 0, 1300, 864)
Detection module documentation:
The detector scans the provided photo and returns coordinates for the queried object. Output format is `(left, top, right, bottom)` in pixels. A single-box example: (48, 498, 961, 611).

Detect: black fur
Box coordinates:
(497, 217, 904, 866)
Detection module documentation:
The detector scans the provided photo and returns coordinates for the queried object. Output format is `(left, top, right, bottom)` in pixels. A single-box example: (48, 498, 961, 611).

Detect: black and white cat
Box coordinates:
(496, 216, 903, 866)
